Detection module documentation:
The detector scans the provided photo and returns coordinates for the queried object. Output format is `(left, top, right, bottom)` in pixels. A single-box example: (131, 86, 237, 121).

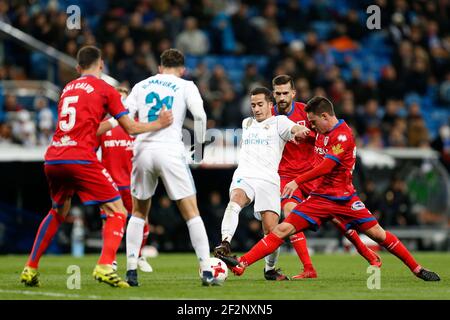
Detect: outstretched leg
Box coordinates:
(21, 199, 71, 287)
(364, 223, 440, 281)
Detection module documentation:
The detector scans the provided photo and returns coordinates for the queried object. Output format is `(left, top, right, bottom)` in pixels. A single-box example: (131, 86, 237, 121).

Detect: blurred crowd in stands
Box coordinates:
(0, 1, 449, 161)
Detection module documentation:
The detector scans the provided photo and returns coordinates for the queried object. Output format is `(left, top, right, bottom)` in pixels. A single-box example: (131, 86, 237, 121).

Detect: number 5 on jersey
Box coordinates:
(60, 95, 79, 131)
(146, 92, 173, 122)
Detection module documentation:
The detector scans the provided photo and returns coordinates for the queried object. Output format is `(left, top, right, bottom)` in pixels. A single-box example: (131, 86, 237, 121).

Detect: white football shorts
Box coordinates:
(131, 146, 196, 201)
(229, 175, 281, 220)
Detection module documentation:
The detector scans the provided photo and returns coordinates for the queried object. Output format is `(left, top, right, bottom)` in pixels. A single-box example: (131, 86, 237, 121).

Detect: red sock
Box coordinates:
(27, 209, 64, 268)
(139, 222, 150, 257)
(241, 233, 284, 267)
(380, 231, 420, 273)
(98, 212, 126, 265)
(290, 232, 314, 270)
(344, 229, 378, 263)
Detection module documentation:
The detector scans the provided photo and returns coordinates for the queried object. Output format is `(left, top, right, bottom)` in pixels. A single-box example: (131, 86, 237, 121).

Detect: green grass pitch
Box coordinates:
(0, 252, 448, 300)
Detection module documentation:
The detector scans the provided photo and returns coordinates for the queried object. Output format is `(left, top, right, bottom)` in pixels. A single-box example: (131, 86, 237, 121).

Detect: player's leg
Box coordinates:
(176, 195, 210, 270)
(339, 196, 439, 281)
(21, 163, 75, 287)
(74, 162, 129, 287)
(126, 197, 151, 275)
(330, 217, 381, 267)
(215, 187, 251, 256)
(218, 197, 324, 276)
(91, 198, 129, 288)
(283, 201, 317, 279)
(261, 211, 289, 281)
(137, 217, 153, 273)
(21, 197, 71, 287)
(159, 151, 210, 269)
(126, 149, 157, 285)
(220, 219, 302, 276)
(363, 223, 440, 281)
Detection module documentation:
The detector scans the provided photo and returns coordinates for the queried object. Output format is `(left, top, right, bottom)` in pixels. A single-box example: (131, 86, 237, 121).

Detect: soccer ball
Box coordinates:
(199, 257, 228, 286)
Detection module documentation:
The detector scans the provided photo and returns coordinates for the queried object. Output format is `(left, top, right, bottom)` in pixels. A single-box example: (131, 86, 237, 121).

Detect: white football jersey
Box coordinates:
(125, 73, 206, 149)
(235, 115, 297, 185)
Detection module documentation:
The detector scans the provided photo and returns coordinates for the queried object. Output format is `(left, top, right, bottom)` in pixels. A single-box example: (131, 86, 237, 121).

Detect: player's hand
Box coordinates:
(294, 126, 311, 142)
(190, 137, 214, 163)
(282, 180, 299, 199)
(157, 105, 173, 129)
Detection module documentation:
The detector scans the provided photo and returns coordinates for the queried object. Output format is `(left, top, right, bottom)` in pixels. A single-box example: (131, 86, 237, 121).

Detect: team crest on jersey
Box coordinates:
(264, 124, 270, 130)
(337, 134, 348, 142)
(351, 201, 366, 211)
(297, 120, 306, 126)
(332, 144, 344, 155)
(106, 130, 112, 136)
(324, 136, 329, 146)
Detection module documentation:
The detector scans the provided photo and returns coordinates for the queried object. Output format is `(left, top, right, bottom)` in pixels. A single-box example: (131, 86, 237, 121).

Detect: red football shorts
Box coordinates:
(280, 175, 316, 208)
(284, 194, 378, 232)
(44, 162, 121, 207)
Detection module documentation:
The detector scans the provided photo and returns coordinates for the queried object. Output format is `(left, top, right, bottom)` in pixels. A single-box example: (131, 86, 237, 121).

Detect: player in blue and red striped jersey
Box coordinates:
(20, 46, 172, 288)
(271, 75, 381, 279)
(218, 96, 440, 282)
(98, 87, 152, 273)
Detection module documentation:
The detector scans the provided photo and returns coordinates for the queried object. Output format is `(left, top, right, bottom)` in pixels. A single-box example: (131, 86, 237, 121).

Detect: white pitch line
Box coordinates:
(0, 289, 101, 299)
(0, 289, 196, 300)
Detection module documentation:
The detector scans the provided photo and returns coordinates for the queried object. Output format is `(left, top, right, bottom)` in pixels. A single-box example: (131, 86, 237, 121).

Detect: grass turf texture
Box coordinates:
(0, 253, 448, 300)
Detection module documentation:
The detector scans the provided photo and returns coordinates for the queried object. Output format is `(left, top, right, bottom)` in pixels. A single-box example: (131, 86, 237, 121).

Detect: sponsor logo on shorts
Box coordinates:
(351, 201, 366, 211)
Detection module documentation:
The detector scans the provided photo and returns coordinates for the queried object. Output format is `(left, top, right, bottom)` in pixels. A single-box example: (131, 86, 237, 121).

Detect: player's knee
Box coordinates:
(102, 200, 127, 216)
(364, 224, 385, 243)
(230, 191, 248, 207)
(273, 222, 292, 239)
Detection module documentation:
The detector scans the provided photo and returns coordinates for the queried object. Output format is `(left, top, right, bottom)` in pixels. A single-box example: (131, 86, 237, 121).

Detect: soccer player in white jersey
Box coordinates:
(124, 48, 211, 286)
(214, 87, 310, 280)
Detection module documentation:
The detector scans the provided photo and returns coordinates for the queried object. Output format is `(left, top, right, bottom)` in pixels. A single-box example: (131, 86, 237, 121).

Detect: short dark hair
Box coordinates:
(160, 48, 185, 68)
(305, 96, 335, 116)
(272, 74, 294, 89)
(77, 46, 102, 70)
(250, 86, 274, 103)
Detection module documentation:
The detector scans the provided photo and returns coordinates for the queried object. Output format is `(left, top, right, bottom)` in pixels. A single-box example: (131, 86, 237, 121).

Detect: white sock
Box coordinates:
(221, 202, 242, 243)
(265, 247, 280, 272)
(186, 216, 210, 269)
(126, 216, 145, 270)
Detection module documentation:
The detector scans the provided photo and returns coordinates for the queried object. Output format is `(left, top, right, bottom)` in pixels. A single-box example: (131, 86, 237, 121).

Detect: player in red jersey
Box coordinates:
(270, 75, 380, 279)
(218, 96, 440, 282)
(20, 46, 173, 288)
(98, 87, 152, 273)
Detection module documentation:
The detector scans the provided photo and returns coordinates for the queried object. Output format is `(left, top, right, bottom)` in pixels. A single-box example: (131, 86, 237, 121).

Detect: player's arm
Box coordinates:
(277, 116, 310, 141)
(281, 158, 337, 198)
(118, 106, 173, 135)
(291, 124, 311, 141)
(104, 83, 173, 135)
(96, 108, 173, 136)
(96, 118, 115, 136)
(186, 82, 207, 144)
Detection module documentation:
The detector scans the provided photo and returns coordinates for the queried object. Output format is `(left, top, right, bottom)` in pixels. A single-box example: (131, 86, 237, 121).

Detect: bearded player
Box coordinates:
(218, 96, 440, 283)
